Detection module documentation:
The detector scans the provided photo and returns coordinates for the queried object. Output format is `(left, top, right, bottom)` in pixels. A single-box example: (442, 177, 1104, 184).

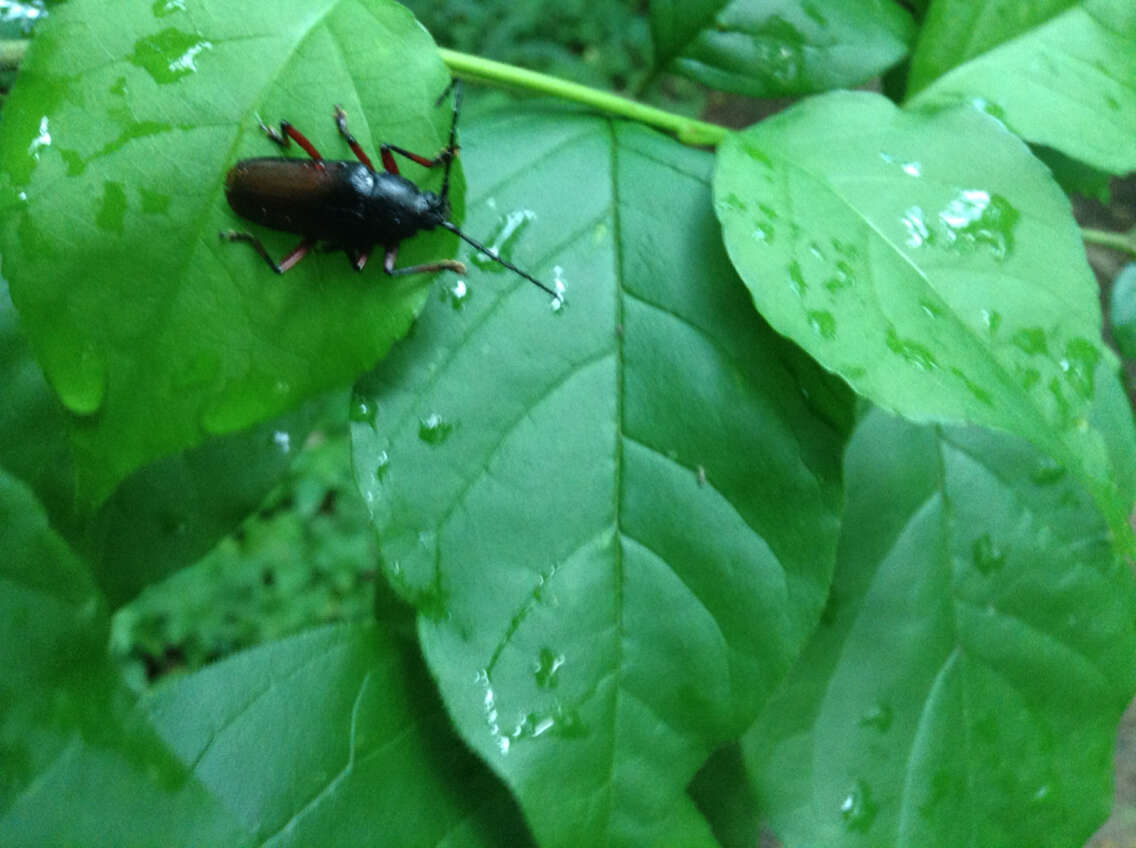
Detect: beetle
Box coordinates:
(219, 82, 561, 300)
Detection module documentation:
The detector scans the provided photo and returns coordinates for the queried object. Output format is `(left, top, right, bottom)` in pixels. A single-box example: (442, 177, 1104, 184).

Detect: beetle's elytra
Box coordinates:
(220, 82, 560, 300)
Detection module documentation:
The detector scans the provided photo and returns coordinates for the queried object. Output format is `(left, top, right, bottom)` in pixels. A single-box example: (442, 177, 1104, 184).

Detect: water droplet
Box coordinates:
(752, 221, 774, 243)
(1030, 459, 1065, 485)
(510, 705, 586, 742)
(470, 209, 534, 270)
(937, 189, 1018, 260)
(28, 115, 51, 159)
(807, 309, 836, 339)
(374, 450, 390, 481)
(271, 430, 290, 453)
(902, 205, 932, 247)
(840, 779, 877, 833)
(444, 278, 470, 310)
(972, 533, 1006, 575)
(418, 412, 453, 444)
(807, 241, 825, 261)
(824, 260, 855, 293)
(1010, 327, 1048, 356)
(152, 0, 185, 16)
(919, 299, 945, 320)
(128, 29, 213, 84)
(981, 309, 1002, 333)
(57, 342, 107, 416)
(787, 260, 807, 296)
(880, 152, 921, 177)
(859, 702, 892, 732)
(95, 181, 127, 233)
(886, 327, 938, 371)
(970, 98, 1007, 121)
(717, 192, 747, 213)
(533, 648, 565, 689)
(551, 269, 567, 314)
(1060, 337, 1099, 399)
(349, 392, 376, 426)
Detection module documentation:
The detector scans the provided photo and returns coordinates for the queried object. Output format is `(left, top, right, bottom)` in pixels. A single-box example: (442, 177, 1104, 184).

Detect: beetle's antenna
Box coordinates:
(441, 220, 562, 301)
(438, 81, 461, 205)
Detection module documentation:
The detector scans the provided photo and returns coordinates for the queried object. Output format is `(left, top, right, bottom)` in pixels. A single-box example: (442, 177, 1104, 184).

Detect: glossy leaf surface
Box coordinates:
(907, 0, 1136, 173)
(744, 409, 1136, 848)
(650, 0, 914, 96)
(0, 0, 457, 506)
(714, 91, 1131, 543)
(144, 622, 533, 847)
(351, 111, 848, 846)
(0, 275, 325, 607)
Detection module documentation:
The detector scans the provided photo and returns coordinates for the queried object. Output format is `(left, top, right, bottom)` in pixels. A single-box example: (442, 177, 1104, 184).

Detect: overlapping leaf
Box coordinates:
(0, 470, 245, 846)
(350, 111, 849, 846)
(143, 622, 532, 846)
(0, 0, 457, 507)
(0, 275, 326, 606)
(714, 91, 1133, 544)
(906, 0, 1136, 173)
(743, 409, 1136, 848)
(650, 0, 914, 97)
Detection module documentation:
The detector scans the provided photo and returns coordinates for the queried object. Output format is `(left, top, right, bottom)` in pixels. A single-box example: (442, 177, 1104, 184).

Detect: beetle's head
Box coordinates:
(418, 189, 449, 228)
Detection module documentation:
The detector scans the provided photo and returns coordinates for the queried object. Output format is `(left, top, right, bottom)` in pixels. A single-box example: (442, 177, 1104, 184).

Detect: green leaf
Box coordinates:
(713, 91, 1132, 546)
(0, 0, 458, 507)
(650, 0, 915, 97)
(0, 469, 245, 846)
(743, 408, 1136, 848)
(351, 111, 848, 847)
(1110, 263, 1136, 360)
(143, 621, 532, 846)
(0, 274, 327, 607)
(906, 0, 1136, 174)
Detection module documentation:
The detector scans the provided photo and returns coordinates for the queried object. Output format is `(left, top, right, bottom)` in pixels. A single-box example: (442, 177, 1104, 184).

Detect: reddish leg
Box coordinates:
(220, 230, 311, 274)
(350, 248, 371, 272)
(333, 83, 461, 185)
(257, 117, 324, 167)
(383, 245, 466, 276)
(333, 106, 374, 170)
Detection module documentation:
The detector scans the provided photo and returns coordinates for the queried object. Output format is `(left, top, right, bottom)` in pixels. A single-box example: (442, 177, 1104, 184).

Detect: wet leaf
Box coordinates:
(743, 408, 1136, 848)
(143, 622, 533, 847)
(713, 91, 1131, 545)
(0, 274, 328, 607)
(650, 0, 915, 97)
(0, 0, 458, 507)
(906, 0, 1136, 174)
(350, 110, 849, 847)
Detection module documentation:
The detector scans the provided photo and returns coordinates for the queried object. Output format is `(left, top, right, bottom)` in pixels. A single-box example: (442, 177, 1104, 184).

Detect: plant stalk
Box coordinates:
(1082, 227, 1136, 258)
(439, 48, 728, 147)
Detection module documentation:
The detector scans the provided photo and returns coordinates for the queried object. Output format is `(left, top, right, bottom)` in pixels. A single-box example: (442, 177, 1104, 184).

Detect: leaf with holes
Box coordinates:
(906, 0, 1136, 174)
(714, 90, 1132, 546)
(650, 0, 915, 97)
(0, 0, 459, 508)
(743, 409, 1136, 848)
(350, 110, 849, 847)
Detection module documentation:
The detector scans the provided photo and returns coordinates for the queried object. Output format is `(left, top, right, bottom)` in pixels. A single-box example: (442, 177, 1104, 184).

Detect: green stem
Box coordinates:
(440, 48, 728, 147)
(1082, 227, 1136, 258)
(0, 39, 28, 72)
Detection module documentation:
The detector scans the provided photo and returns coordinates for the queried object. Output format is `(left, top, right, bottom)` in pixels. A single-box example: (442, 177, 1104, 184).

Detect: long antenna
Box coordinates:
(437, 80, 461, 205)
(442, 220, 562, 301)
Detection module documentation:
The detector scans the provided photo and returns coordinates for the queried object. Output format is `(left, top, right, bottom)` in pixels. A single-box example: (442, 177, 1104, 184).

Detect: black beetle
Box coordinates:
(219, 82, 560, 300)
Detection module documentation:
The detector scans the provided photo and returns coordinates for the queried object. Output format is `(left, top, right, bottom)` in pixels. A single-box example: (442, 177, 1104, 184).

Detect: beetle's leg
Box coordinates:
(220, 230, 311, 274)
(332, 106, 375, 171)
(372, 82, 462, 179)
(256, 117, 324, 164)
(382, 245, 466, 276)
(350, 248, 371, 272)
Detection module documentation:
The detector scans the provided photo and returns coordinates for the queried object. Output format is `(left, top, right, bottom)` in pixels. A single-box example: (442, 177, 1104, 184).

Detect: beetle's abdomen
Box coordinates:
(224, 158, 376, 244)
